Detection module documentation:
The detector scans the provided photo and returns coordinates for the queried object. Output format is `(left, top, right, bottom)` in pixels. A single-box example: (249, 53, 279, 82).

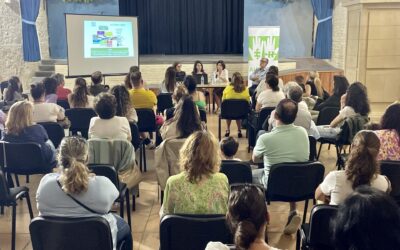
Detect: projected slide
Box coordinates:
(84, 20, 134, 58)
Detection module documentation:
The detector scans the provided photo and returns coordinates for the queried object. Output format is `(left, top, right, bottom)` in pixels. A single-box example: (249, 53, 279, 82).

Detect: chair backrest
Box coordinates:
(220, 160, 252, 185)
(157, 93, 174, 114)
(65, 108, 97, 138)
(129, 122, 141, 150)
(88, 164, 120, 189)
(56, 100, 70, 110)
(266, 161, 325, 202)
(160, 214, 232, 250)
(257, 107, 275, 130)
(0, 170, 11, 203)
(316, 107, 339, 126)
(309, 136, 317, 161)
(220, 100, 250, 120)
(136, 108, 157, 133)
(380, 160, 400, 200)
(199, 109, 207, 123)
(38, 122, 65, 149)
(30, 216, 113, 250)
(307, 204, 338, 249)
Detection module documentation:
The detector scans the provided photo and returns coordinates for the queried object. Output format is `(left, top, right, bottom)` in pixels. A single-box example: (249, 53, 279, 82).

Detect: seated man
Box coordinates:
(252, 98, 309, 235)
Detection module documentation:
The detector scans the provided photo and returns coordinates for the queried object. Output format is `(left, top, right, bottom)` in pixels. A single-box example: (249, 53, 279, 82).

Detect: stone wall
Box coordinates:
(330, 0, 348, 70)
(0, 0, 49, 87)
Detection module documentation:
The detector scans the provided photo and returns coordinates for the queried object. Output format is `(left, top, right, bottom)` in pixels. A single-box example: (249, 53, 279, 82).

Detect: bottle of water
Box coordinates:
(201, 75, 204, 85)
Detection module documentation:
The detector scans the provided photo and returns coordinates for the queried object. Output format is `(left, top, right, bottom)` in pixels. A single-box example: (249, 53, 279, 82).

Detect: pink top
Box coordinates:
(375, 129, 400, 161)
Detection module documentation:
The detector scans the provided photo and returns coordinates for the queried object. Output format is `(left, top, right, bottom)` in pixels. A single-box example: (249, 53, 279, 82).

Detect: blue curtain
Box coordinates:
(311, 0, 333, 59)
(20, 0, 41, 62)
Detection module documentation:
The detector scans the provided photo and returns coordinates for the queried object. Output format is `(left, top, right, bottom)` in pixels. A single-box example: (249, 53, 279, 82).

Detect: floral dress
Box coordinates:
(375, 129, 400, 161)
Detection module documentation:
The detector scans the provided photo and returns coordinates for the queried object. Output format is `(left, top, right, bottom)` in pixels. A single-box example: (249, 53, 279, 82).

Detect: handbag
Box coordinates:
(118, 163, 142, 190)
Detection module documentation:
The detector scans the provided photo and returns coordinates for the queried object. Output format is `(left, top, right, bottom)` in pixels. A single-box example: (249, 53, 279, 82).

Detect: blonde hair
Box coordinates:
(310, 71, 323, 98)
(5, 100, 34, 135)
(58, 136, 93, 194)
(179, 131, 221, 183)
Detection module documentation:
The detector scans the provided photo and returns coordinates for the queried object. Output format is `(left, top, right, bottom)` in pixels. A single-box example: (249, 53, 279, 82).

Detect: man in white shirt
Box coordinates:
(249, 58, 268, 96)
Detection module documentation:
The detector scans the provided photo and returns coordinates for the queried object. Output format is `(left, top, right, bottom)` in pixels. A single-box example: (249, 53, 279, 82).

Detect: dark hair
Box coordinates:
(332, 186, 400, 250)
(43, 77, 58, 95)
(266, 75, 280, 92)
(125, 66, 140, 89)
(345, 82, 370, 116)
(173, 62, 181, 70)
(333, 75, 349, 97)
(232, 72, 245, 93)
(111, 85, 131, 118)
(91, 71, 103, 85)
(227, 184, 267, 250)
(5, 76, 21, 102)
(184, 75, 197, 94)
(52, 73, 65, 86)
(220, 136, 239, 158)
(216, 60, 226, 70)
(163, 66, 176, 93)
(288, 85, 303, 103)
(294, 75, 305, 84)
(69, 78, 89, 108)
(192, 60, 204, 75)
(380, 103, 400, 144)
(275, 99, 298, 125)
(129, 71, 142, 88)
(268, 65, 279, 76)
(30, 82, 45, 100)
(168, 96, 202, 138)
(129, 66, 139, 73)
(94, 93, 117, 119)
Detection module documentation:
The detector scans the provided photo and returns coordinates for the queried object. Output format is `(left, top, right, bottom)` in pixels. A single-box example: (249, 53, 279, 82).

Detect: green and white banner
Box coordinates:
(248, 26, 280, 83)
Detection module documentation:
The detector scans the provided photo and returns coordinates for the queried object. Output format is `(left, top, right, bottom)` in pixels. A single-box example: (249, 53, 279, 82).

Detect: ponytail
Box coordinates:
(235, 220, 259, 250)
(60, 157, 90, 194)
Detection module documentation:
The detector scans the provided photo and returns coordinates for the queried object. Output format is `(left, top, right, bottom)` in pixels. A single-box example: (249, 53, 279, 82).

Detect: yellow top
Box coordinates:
(222, 85, 250, 102)
(129, 88, 157, 109)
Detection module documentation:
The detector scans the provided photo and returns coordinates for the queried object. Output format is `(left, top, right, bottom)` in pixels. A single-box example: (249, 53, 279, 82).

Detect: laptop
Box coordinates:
(193, 73, 208, 85)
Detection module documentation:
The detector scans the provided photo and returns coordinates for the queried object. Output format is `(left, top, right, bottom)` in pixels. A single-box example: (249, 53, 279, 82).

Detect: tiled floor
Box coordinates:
(0, 113, 337, 250)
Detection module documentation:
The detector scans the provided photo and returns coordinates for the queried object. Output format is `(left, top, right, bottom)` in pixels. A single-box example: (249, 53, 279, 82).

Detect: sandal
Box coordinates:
(224, 130, 230, 137)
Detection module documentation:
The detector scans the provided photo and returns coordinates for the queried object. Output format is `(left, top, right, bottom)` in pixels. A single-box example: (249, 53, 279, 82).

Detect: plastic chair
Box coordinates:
(266, 161, 325, 224)
(218, 100, 250, 140)
(136, 109, 157, 172)
(309, 136, 317, 161)
(0, 170, 34, 250)
(220, 160, 252, 185)
(380, 160, 400, 204)
(247, 107, 275, 152)
(160, 214, 232, 250)
(38, 122, 65, 149)
(56, 99, 70, 110)
(65, 108, 97, 139)
(157, 93, 173, 115)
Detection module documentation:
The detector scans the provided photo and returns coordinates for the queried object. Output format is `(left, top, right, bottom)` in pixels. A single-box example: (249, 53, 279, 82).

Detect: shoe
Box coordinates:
(238, 131, 242, 138)
(284, 211, 301, 235)
(146, 142, 156, 150)
(224, 130, 230, 137)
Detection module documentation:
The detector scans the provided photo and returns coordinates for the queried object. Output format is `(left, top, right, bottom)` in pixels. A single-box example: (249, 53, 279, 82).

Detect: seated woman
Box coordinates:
(31, 82, 66, 124)
(160, 66, 176, 93)
(173, 62, 186, 82)
(89, 93, 131, 141)
(206, 184, 280, 250)
(375, 102, 400, 161)
(160, 96, 202, 140)
(43, 77, 58, 103)
(124, 66, 140, 90)
(2, 101, 56, 169)
(222, 72, 250, 138)
(4, 76, 24, 104)
(164, 85, 188, 120)
(212, 60, 229, 112)
(304, 71, 327, 100)
(111, 85, 138, 123)
(315, 130, 390, 205)
(256, 75, 285, 111)
(313, 75, 349, 111)
(255, 66, 284, 98)
(89, 71, 108, 96)
(68, 78, 95, 108)
(184, 75, 206, 110)
(162, 131, 229, 216)
(192, 60, 207, 76)
(36, 136, 132, 250)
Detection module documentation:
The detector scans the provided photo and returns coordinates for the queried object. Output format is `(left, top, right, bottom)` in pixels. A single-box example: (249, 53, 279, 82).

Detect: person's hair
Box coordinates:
(172, 85, 188, 103)
(94, 93, 117, 119)
(51, 73, 65, 86)
(169, 96, 202, 138)
(91, 71, 103, 85)
(294, 75, 305, 85)
(345, 130, 381, 190)
(275, 99, 298, 125)
(268, 65, 279, 76)
(129, 71, 142, 88)
(184, 75, 197, 94)
(309, 71, 323, 98)
(192, 60, 204, 74)
(58, 136, 93, 195)
(266, 74, 280, 92)
(333, 75, 349, 97)
(179, 131, 221, 184)
(69, 78, 89, 108)
(5, 100, 34, 135)
(30, 82, 45, 101)
(231, 72, 245, 93)
(111, 85, 131, 118)
(172, 62, 181, 70)
(43, 77, 58, 95)
(288, 85, 303, 103)
(124, 66, 140, 89)
(216, 60, 226, 70)
(5, 76, 21, 102)
(345, 82, 370, 116)
(163, 66, 176, 93)
(227, 184, 268, 250)
(220, 136, 239, 158)
(364, 122, 381, 131)
(380, 102, 400, 145)
(332, 186, 400, 250)
(129, 65, 139, 73)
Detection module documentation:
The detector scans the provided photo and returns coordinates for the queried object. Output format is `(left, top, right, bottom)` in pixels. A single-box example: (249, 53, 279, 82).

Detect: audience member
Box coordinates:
(313, 75, 349, 111)
(220, 136, 240, 161)
(315, 130, 390, 205)
(124, 66, 140, 89)
(4, 76, 23, 103)
(256, 66, 284, 96)
(160, 66, 176, 93)
(222, 72, 250, 137)
(184, 75, 206, 110)
(111, 85, 138, 123)
(36, 136, 133, 250)
(164, 85, 188, 120)
(68, 78, 94, 108)
(89, 93, 131, 141)
(173, 62, 186, 82)
(249, 58, 269, 96)
(162, 131, 229, 216)
(294, 75, 306, 93)
(128, 71, 157, 109)
(256, 75, 285, 111)
(252, 99, 309, 235)
(52, 73, 71, 101)
(331, 186, 400, 250)
(212, 60, 229, 112)
(304, 71, 320, 97)
(89, 71, 108, 96)
(43, 77, 58, 103)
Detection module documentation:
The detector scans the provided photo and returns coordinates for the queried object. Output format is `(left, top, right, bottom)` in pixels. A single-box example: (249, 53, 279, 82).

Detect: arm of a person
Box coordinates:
(315, 172, 335, 203)
(123, 118, 132, 141)
(249, 69, 259, 81)
(219, 69, 229, 83)
(129, 108, 138, 123)
(315, 186, 329, 204)
(222, 87, 228, 101)
(252, 137, 267, 163)
(330, 114, 345, 128)
(56, 105, 65, 120)
(255, 102, 262, 112)
(340, 94, 346, 110)
(304, 84, 311, 97)
(97, 177, 119, 213)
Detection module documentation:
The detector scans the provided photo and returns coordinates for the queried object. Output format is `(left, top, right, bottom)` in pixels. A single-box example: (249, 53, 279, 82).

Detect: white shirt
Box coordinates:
(33, 103, 65, 123)
(269, 101, 312, 133)
(160, 120, 179, 140)
(320, 170, 390, 205)
(212, 69, 229, 85)
(256, 78, 284, 99)
(257, 89, 285, 108)
(89, 116, 131, 140)
(127, 108, 138, 123)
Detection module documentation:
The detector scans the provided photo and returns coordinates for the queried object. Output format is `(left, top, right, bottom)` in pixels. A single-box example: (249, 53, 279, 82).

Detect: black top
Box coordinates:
(306, 80, 318, 96)
(89, 84, 108, 96)
(176, 71, 186, 82)
(165, 107, 175, 120)
(313, 94, 340, 111)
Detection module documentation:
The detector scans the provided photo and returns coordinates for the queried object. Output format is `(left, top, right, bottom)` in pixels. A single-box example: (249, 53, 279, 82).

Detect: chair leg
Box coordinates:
(25, 192, 34, 219)
(139, 145, 143, 172)
(132, 193, 136, 212)
(161, 190, 164, 205)
(26, 175, 29, 183)
(296, 229, 301, 250)
(317, 143, 323, 160)
(14, 174, 20, 187)
(302, 200, 309, 225)
(125, 191, 131, 229)
(218, 117, 221, 141)
(120, 196, 124, 219)
(0, 205, 3, 214)
(143, 144, 147, 172)
(11, 205, 16, 250)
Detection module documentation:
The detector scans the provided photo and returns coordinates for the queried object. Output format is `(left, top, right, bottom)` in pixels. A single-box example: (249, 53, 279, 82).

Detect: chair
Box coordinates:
(157, 93, 173, 115)
(247, 107, 275, 152)
(136, 109, 157, 172)
(380, 160, 400, 204)
(220, 160, 252, 185)
(88, 164, 132, 227)
(65, 108, 97, 139)
(38, 122, 65, 148)
(218, 100, 250, 140)
(199, 108, 207, 123)
(266, 161, 325, 224)
(0, 170, 34, 250)
(56, 99, 70, 110)
(160, 214, 232, 250)
(309, 136, 317, 161)
(296, 204, 338, 250)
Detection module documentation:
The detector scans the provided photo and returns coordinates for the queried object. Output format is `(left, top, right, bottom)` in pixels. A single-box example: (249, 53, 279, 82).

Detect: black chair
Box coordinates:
(0, 170, 34, 250)
(218, 100, 250, 140)
(296, 204, 338, 250)
(157, 93, 173, 115)
(199, 108, 207, 123)
(266, 161, 325, 224)
(38, 122, 65, 149)
(65, 108, 97, 139)
(136, 109, 157, 172)
(380, 160, 400, 204)
(220, 160, 252, 185)
(247, 107, 275, 152)
(56, 99, 70, 110)
(88, 164, 132, 227)
(30, 216, 129, 250)
(160, 214, 232, 250)
(309, 136, 317, 161)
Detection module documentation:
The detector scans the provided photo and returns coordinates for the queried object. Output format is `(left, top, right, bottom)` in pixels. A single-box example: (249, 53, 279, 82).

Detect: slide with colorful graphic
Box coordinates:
(84, 20, 134, 58)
